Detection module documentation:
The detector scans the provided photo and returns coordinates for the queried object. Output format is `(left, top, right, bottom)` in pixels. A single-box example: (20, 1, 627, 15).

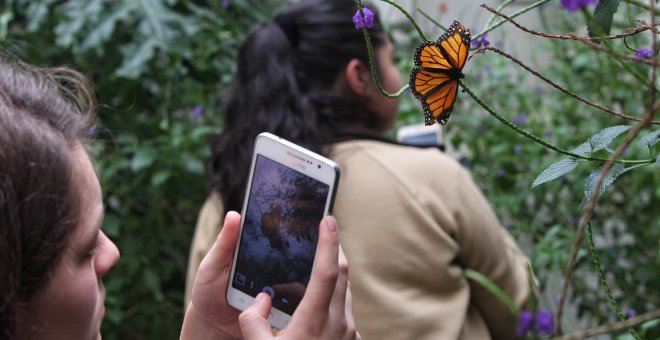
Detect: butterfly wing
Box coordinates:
(409, 20, 471, 125)
(438, 21, 471, 71)
(410, 68, 459, 125)
(413, 41, 454, 71)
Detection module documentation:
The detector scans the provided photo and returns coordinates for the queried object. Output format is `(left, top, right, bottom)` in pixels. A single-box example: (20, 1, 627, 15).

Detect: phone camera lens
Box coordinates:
(317, 164, 321, 169)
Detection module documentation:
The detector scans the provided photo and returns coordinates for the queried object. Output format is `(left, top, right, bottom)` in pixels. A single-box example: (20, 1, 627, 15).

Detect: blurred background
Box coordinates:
(1, 0, 657, 339)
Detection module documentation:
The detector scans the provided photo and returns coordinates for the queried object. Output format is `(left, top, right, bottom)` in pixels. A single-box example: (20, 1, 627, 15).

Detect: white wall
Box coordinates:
(372, 0, 562, 67)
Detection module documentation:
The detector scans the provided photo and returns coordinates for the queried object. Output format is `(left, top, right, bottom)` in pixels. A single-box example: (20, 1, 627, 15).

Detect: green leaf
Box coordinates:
(589, 125, 631, 152)
(583, 163, 625, 202)
(142, 269, 164, 302)
(103, 214, 121, 238)
(115, 39, 159, 79)
(572, 141, 593, 157)
(181, 153, 204, 174)
(130, 149, 156, 172)
(588, 0, 620, 38)
(151, 170, 171, 186)
(465, 269, 519, 316)
(26, 0, 56, 32)
(532, 158, 579, 188)
(80, 4, 135, 50)
(0, 10, 13, 40)
(54, 0, 104, 48)
(639, 130, 660, 148)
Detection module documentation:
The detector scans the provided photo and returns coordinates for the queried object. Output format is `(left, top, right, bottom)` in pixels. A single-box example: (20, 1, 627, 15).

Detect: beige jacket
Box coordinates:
(185, 139, 533, 339)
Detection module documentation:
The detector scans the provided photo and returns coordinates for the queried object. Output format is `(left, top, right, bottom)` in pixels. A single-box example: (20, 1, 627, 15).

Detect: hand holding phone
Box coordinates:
(227, 132, 340, 329)
(239, 216, 360, 340)
(181, 212, 360, 340)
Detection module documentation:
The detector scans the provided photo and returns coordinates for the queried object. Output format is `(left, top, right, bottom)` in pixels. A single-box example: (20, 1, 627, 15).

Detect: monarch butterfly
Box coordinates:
(410, 21, 471, 125)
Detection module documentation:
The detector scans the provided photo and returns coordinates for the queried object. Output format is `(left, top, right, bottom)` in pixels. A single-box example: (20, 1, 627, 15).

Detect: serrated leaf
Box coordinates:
(26, 0, 56, 32)
(572, 141, 593, 156)
(583, 163, 625, 202)
(115, 39, 158, 79)
(588, 0, 620, 38)
(589, 125, 631, 152)
(130, 149, 155, 172)
(532, 158, 579, 188)
(0, 11, 13, 40)
(80, 4, 135, 50)
(639, 130, 660, 148)
(54, 0, 103, 48)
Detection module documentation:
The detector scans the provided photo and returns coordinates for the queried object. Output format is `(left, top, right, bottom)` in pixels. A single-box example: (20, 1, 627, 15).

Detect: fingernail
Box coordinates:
(254, 292, 266, 303)
(325, 216, 337, 232)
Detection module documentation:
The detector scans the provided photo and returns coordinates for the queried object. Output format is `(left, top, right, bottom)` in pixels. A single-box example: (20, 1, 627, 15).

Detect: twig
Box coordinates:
(480, 4, 660, 67)
(552, 308, 660, 340)
(556, 0, 658, 322)
(481, 4, 659, 42)
(472, 46, 660, 125)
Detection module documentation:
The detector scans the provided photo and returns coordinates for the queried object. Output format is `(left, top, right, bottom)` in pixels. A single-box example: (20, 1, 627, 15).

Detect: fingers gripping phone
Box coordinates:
(226, 132, 340, 329)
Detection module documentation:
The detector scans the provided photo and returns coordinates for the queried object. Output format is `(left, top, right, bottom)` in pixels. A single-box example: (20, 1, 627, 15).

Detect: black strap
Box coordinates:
(333, 131, 445, 152)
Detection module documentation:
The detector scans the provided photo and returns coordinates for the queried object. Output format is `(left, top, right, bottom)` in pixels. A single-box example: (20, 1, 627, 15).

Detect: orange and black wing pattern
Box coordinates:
(410, 21, 471, 125)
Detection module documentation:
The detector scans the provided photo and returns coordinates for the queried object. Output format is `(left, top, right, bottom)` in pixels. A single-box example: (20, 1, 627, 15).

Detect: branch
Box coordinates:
(551, 308, 660, 340)
(556, 98, 659, 335)
(480, 4, 660, 67)
(472, 46, 660, 125)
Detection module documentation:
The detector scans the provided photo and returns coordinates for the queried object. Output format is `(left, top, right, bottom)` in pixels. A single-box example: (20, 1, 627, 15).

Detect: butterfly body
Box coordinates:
(410, 21, 471, 125)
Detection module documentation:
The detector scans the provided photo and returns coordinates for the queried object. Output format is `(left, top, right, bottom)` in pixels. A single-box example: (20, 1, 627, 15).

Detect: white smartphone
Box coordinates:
(226, 132, 341, 330)
(396, 123, 443, 146)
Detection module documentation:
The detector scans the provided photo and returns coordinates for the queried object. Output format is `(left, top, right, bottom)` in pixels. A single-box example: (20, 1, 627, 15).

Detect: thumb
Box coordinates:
(238, 293, 275, 339)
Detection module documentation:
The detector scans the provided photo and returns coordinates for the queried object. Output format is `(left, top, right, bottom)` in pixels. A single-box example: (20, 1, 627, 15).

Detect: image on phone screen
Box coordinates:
(232, 154, 329, 315)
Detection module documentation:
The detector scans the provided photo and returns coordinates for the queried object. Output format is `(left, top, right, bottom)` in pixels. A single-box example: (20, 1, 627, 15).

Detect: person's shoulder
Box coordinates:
(331, 139, 468, 187)
(332, 139, 461, 172)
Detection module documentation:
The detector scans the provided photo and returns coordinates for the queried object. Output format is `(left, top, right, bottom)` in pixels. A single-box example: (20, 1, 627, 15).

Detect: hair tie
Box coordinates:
(274, 14, 298, 47)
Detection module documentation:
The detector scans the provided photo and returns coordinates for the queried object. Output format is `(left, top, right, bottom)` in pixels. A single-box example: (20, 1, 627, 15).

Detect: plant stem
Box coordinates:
(460, 82, 653, 164)
(586, 223, 640, 339)
(356, 0, 408, 98)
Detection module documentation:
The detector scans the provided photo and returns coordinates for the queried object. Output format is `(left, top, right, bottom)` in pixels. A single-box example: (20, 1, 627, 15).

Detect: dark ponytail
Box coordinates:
(209, 0, 385, 212)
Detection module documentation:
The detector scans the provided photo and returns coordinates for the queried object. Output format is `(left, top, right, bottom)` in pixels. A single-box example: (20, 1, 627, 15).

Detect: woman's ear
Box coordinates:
(344, 58, 371, 96)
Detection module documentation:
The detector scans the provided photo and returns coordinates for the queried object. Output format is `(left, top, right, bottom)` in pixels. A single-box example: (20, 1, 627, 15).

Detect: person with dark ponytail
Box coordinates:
(0, 54, 359, 339)
(187, 0, 535, 339)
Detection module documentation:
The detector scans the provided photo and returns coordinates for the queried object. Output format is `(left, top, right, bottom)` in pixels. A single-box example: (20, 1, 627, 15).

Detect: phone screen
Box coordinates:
(232, 154, 329, 315)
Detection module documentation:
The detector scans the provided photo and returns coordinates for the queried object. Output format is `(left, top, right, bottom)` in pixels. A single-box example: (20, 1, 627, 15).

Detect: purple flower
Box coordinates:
(353, 7, 374, 29)
(513, 144, 522, 154)
(516, 311, 533, 337)
(635, 47, 653, 60)
(561, 0, 598, 12)
(221, 0, 230, 9)
(513, 113, 527, 125)
(535, 310, 554, 335)
(471, 33, 490, 48)
(626, 308, 637, 318)
(192, 105, 203, 119)
(496, 168, 505, 178)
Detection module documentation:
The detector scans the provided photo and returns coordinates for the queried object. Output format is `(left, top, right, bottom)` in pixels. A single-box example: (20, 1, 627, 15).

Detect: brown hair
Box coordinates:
(0, 55, 95, 339)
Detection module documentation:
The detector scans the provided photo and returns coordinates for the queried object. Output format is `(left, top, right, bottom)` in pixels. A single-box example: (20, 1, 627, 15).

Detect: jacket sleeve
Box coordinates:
(184, 193, 224, 307)
(450, 167, 535, 339)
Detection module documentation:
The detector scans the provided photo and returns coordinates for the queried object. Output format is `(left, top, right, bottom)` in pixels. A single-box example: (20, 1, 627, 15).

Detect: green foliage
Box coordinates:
(3, 0, 659, 339)
(393, 1, 659, 337)
(589, 0, 620, 37)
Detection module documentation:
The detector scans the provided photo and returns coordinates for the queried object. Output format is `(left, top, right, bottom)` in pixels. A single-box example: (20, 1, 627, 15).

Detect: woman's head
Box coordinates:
(0, 57, 119, 339)
(210, 0, 401, 212)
